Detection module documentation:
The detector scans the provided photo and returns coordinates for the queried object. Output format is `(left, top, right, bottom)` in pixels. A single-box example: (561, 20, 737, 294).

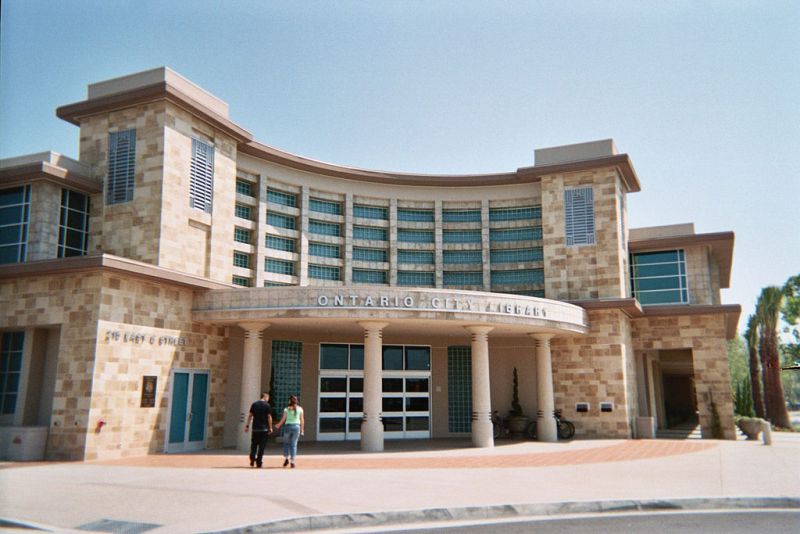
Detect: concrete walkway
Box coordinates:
(1, 433, 799, 533)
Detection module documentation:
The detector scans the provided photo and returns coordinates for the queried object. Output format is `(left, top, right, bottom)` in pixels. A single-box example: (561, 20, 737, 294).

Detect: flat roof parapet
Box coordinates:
(534, 139, 617, 166)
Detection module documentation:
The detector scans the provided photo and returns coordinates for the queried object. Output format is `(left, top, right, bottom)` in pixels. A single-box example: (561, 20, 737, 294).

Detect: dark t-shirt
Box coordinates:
(249, 400, 273, 431)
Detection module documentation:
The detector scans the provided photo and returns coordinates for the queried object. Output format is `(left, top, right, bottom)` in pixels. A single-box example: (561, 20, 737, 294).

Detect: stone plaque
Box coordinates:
(141, 376, 157, 408)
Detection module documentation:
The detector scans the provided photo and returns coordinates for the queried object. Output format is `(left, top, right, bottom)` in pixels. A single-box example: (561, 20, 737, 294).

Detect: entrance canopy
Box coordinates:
(193, 287, 588, 337)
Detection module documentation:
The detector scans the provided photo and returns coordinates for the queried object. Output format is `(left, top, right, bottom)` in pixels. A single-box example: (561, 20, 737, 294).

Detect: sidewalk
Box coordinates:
(1, 433, 799, 533)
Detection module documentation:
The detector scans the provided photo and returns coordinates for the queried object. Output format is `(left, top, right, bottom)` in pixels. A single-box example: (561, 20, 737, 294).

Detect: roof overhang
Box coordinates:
(629, 231, 735, 288)
(0, 253, 233, 290)
(57, 82, 253, 144)
(0, 161, 101, 193)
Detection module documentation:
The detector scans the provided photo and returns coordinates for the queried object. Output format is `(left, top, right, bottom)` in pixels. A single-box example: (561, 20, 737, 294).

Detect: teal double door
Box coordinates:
(166, 369, 209, 453)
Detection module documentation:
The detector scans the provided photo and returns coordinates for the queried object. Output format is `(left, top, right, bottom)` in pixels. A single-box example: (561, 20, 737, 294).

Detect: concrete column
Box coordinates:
(359, 321, 389, 452)
(238, 322, 269, 451)
(465, 325, 494, 448)
(531, 334, 557, 442)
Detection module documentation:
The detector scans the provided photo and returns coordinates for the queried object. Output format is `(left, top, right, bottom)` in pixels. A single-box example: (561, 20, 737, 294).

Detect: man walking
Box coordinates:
(244, 392, 273, 468)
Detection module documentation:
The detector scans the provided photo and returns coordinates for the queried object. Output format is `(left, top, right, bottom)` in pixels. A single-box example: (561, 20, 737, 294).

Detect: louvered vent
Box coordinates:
(189, 139, 215, 213)
(564, 187, 595, 246)
(106, 129, 136, 204)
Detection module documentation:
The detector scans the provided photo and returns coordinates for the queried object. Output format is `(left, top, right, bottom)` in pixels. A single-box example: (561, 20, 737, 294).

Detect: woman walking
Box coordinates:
(274, 395, 304, 468)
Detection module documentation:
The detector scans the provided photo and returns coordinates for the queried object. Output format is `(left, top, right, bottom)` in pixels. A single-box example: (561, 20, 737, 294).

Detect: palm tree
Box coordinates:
(757, 286, 792, 428)
(744, 314, 765, 419)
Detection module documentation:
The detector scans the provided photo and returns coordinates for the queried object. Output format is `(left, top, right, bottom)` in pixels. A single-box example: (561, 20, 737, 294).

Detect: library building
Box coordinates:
(0, 68, 740, 461)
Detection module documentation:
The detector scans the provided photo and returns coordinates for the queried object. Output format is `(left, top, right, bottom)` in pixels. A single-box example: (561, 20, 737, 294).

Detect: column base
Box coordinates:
(361, 420, 384, 452)
(472, 420, 494, 448)
(237, 428, 250, 452)
(537, 415, 557, 442)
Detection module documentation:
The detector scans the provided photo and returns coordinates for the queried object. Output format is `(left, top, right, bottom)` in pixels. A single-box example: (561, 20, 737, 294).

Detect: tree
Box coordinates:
(783, 273, 800, 362)
(743, 314, 765, 418)
(757, 286, 792, 428)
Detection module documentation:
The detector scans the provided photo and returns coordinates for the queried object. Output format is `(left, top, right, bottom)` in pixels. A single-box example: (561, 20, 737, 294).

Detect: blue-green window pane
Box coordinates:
(265, 258, 295, 275)
(398, 229, 434, 243)
(397, 271, 435, 287)
(491, 269, 544, 285)
(443, 230, 482, 243)
(235, 179, 254, 197)
(352, 269, 387, 284)
(353, 247, 387, 262)
(490, 247, 543, 263)
(0, 331, 24, 416)
(233, 252, 250, 268)
(397, 208, 434, 222)
(405, 347, 431, 370)
(489, 205, 541, 221)
(1, 186, 31, 264)
(272, 340, 302, 411)
(320, 344, 349, 369)
(442, 209, 481, 222)
(232, 276, 250, 287)
(309, 242, 340, 258)
(267, 212, 296, 229)
(448, 346, 472, 433)
(443, 271, 483, 286)
(235, 204, 252, 220)
(353, 226, 387, 241)
(382, 346, 404, 370)
(267, 188, 297, 207)
(309, 264, 340, 281)
(233, 227, 251, 244)
(266, 235, 296, 252)
(630, 249, 688, 305)
(58, 189, 90, 258)
(397, 250, 434, 264)
(490, 227, 542, 242)
(354, 205, 388, 220)
(309, 198, 342, 215)
(443, 250, 482, 264)
(309, 219, 341, 237)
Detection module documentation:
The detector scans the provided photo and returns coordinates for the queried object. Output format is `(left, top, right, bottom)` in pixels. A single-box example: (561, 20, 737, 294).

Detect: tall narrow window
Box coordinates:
(58, 189, 90, 257)
(0, 186, 30, 264)
(107, 129, 136, 204)
(564, 187, 595, 246)
(0, 331, 24, 415)
(189, 139, 215, 213)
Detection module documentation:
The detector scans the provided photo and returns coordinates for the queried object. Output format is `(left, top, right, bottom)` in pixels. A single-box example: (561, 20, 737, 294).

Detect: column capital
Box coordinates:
(529, 333, 555, 343)
(239, 322, 270, 332)
(358, 321, 390, 332)
(464, 325, 494, 336)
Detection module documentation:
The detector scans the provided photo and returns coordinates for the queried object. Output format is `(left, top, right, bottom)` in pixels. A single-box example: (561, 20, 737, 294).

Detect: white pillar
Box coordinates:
(359, 321, 389, 452)
(466, 325, 494, 448)
(531, 334, 557, 442)
(238, 322, 269, 451)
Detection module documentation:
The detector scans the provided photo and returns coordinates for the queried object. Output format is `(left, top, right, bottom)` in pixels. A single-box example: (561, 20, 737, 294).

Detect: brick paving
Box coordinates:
(87, 439, 716, 470)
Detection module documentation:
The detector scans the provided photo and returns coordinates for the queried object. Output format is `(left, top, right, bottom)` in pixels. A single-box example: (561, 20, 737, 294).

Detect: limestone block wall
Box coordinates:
(79, 103, 167, 264)
(26, 181, 62, 261)
(541, 168, 627, 300)
(160, 103, 238, 282)
(550, 309, 636, 438)
(0, 272, 231, 460)
(684, 246, 715, 305)
(632, 313, 735, 439)
(0, 273, 104, 460)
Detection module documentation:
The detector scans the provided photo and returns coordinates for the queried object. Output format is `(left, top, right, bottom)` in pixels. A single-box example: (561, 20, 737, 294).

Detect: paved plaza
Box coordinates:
(1, 432, 799, 533)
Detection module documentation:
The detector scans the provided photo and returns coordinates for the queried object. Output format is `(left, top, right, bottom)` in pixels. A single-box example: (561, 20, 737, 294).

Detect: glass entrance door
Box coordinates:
(318, 344, 431, 441)
(166, 369, 209, 452)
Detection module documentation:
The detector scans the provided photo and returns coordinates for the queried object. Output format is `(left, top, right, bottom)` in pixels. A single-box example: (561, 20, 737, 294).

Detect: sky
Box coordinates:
(1, 1, 798, 332)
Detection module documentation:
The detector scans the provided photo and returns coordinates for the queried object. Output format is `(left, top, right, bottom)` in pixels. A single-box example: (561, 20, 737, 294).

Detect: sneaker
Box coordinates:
(290, 462, 295, 469)
(249, 459, 255, 467)
(256, 463, 262, 468)
(283, 459, 289, 467)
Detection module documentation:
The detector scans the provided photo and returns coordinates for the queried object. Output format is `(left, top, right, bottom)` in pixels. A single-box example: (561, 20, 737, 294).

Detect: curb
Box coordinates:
(209, 497, 800, 533)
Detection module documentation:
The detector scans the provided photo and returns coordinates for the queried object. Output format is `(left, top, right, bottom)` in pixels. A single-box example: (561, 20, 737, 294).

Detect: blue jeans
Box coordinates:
(282, 424, 301, 461)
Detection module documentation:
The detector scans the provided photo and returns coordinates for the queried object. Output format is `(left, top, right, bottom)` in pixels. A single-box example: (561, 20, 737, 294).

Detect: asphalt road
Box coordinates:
(393, 510, 800, 533)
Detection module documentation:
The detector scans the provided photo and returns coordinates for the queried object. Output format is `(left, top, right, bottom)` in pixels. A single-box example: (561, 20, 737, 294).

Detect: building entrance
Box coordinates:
(166, 369, 209, 452)
(317, 343, 431, 441)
